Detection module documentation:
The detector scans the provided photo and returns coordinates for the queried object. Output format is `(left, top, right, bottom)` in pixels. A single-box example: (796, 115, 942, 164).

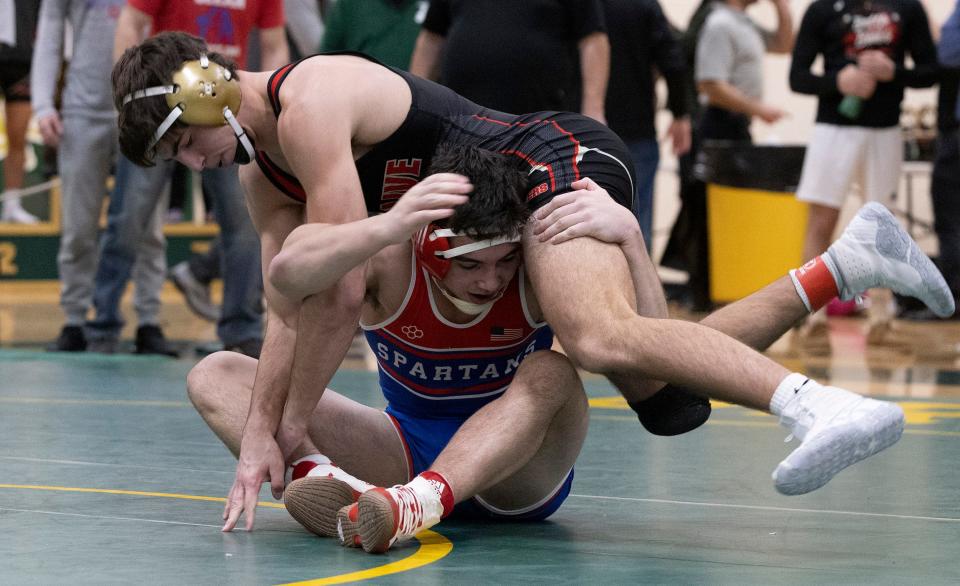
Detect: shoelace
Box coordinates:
(781, 390, 858, 444)
(780, 394, 816, 444)
(389, 484, 425, 538)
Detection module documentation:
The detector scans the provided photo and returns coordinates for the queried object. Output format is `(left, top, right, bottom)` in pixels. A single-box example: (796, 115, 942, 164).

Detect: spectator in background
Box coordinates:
(660, 0, 716, 310)
(667, 0, 793, 311)
(917, 67, 960, 320)
(32, 0, 160, 352)
(696, 0, 793, 143)
(321, 0, 427, 69)
(86, 0, 288, 357)
(790, 0, 938, 343)
(285, 0, 325, 59)
(409, 0, 609, 121)
(602, 0, 691, 252)
(0, 0, 40, 224)
(928, 1, 960, 318)
(941, 2, 960, 69)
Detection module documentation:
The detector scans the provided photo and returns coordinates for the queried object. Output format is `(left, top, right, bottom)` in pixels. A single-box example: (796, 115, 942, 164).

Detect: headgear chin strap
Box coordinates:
(414, 225, 521, 280)
(121, 54, 254, 162)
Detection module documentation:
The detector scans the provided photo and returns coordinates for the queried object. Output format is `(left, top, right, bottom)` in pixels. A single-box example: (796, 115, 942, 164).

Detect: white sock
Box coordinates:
(285, 454, 375, 495)
(769, 372, 814, 416)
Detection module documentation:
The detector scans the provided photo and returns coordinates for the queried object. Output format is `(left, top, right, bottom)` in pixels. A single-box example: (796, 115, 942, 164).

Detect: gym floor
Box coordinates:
(1, 283, 958, 584)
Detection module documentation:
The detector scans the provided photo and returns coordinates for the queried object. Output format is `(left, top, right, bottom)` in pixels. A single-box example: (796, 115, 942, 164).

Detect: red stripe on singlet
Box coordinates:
(469, 114, 588, 192)
(385, 412, 416, 481)
(255, 152, 307, 202)
(267, 63, 297, 117)
(548, 119, 582, 182)
(500, 149, 555, 193)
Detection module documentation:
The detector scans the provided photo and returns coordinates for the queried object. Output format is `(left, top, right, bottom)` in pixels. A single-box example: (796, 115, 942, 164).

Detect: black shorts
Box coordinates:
(518, 112, 635, 212)
(441, 110, 636, 213)
(0, 62, 31, 101)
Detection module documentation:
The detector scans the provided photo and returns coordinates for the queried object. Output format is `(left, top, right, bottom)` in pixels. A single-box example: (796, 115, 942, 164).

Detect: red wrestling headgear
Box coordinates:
(413, 224, 522, 280)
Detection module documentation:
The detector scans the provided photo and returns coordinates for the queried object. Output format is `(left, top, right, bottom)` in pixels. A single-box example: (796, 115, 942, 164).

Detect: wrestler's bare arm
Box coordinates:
(220, 165, 305, 532)
(266, 78, 377, 451)
(270, 173, 471, 299)
(240, 166, 305, 435)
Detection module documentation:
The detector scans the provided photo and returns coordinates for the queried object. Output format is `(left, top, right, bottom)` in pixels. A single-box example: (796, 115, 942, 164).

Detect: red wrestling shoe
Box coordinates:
(337, 475, 448, 553)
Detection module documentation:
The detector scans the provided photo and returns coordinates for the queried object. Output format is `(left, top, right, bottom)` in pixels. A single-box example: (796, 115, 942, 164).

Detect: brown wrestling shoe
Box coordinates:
(284, 477, 360, 538)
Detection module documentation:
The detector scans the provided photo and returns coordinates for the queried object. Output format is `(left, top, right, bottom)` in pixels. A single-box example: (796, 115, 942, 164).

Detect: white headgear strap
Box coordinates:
(432, 228, 521, 259)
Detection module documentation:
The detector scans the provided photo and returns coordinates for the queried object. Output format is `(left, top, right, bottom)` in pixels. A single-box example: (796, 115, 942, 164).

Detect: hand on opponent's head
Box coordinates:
(382, 173, 473, 245)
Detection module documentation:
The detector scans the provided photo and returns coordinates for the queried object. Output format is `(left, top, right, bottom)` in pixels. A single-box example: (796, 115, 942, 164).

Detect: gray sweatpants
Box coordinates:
(57, 114, 165, 326)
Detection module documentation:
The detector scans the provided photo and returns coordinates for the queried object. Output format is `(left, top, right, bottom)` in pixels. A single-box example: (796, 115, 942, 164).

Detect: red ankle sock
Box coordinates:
(419, 470, 455, 519)
(789, 255, 839, 312)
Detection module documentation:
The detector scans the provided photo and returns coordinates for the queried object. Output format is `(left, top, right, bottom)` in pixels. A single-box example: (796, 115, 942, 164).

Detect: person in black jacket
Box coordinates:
(790, 0, 938, 340)
(602, 0, 690, 252)
(409, 0, 610, 121)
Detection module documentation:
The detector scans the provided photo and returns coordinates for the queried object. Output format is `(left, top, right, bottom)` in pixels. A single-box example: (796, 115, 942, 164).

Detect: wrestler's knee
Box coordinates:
(558, 331, 622, 375)
(512, 350, 585, 409)
(186, 351, 247, 413)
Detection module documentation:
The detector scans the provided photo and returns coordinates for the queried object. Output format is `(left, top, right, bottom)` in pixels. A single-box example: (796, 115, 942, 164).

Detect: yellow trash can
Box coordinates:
(699, 143, 809, 303)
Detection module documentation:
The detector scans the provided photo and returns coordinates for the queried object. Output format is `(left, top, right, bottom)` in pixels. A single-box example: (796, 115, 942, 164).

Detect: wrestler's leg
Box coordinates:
(699, 277, 807, 351)
(339, 350, 588, 553)
(525, 227, 908, 496)
(523, 231, 785, 409)
(436, 350, 587, 508)
(187, 351, 407, 485)
(594, 226, 714, 435)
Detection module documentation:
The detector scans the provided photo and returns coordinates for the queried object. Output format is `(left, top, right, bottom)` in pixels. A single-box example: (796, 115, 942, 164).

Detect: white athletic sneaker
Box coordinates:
(773, 384, 904, 495)
(1, 202, 39, 224)
(825, 202, 954, 318)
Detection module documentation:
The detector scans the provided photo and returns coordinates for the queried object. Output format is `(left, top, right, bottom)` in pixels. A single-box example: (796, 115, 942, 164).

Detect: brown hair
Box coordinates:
(112, 31, 237, 166)
(427, 144, 530, 240)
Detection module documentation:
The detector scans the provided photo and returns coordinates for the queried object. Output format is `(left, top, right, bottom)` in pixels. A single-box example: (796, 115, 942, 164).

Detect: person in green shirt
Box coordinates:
(320, 0, 428, 70)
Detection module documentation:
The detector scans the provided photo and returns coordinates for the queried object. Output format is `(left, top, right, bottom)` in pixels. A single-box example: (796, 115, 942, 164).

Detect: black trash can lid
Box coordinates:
(695, 142, 807, 192)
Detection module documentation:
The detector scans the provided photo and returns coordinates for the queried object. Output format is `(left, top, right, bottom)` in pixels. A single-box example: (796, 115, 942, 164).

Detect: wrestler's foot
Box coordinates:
(629, 385, 712, 436)
(337, 483, 443, 553)
(826, 203, 954, 318)
(773, 383, 904, 495)
(283, 455, 374, 538)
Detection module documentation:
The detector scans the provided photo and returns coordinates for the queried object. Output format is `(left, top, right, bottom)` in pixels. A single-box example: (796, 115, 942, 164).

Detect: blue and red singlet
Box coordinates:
(362, 252, 554, 420)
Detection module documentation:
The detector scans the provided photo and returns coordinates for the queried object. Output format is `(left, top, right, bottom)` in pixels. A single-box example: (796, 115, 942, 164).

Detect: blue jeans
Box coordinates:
(626, 139, 660, 252)
(88, 156, 263, 345)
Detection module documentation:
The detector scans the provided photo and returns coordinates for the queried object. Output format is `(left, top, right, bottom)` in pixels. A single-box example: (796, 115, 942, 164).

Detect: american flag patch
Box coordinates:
(490, 327, 523, 342)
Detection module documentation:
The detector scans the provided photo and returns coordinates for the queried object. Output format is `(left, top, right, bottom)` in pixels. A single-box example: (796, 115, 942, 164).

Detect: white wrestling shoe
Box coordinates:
(283, 455, 374, 537)
(773, 383, 904, 496)
(825, 202, 954, 318)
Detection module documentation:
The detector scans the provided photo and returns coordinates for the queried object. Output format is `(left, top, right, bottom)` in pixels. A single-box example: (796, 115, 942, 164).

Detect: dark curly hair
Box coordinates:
(427, 144, 530, 241)
(112, 32, 237, 166)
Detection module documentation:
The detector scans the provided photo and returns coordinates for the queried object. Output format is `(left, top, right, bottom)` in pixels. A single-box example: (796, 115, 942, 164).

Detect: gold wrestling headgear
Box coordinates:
(121, 54, 255, 162)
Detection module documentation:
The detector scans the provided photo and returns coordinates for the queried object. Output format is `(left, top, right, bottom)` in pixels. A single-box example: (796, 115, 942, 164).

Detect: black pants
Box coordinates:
(931, 131, 960, 300)
(662, 107, 751, 309)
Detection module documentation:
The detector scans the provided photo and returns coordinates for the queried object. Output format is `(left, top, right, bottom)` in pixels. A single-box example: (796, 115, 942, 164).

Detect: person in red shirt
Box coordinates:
(85, 0, 288, 357)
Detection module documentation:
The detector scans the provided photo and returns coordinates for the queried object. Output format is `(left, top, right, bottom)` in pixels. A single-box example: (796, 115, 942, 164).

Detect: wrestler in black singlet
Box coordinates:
(256, 52, 636, 214)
